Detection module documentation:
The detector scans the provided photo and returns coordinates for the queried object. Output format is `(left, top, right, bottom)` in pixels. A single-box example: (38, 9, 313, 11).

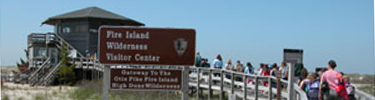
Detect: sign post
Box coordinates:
(283, 49, 303, 100)
(182, 66, 189, 100)
(287, 63, 295, 100)
(103, 65, 110, 100)
(99, 26, 196, 100)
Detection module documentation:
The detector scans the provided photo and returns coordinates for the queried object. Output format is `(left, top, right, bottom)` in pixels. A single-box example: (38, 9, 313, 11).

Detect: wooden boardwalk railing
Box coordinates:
(188, 67, 308, 100)
(28, 56, 375, 100)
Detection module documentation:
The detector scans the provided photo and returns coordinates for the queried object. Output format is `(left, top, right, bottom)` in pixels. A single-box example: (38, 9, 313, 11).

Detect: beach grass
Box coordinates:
(2, 94, 10, 100)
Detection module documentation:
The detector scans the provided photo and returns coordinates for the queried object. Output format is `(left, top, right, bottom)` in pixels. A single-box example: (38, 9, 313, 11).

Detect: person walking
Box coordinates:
(212, 54, 223, 69)
(224, 58, 233, 70)
(244, 62, 254, 84)
(195, 52, 201, 67)
(244, 62, 254, 74)
(224, 58, 233, 79)
(308, 73, 320, 100)
(318, 60, 349, 100)
(200, 58, 210, 68)
(211, 54, 223, 76)
(270, 63, 278, 77)
(300, 73, 320, 100)
(279, 62, 289, 80)
(234, 60, 244, 73)
(257, 63, 265, 76)
(261, 64, 270, 86)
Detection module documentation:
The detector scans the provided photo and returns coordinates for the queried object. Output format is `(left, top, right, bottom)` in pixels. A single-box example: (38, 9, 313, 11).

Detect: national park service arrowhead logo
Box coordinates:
(174, 38, 188, 56)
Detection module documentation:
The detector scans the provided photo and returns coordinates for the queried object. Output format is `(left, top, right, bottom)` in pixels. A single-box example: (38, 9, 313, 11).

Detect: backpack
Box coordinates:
(336, 73, 349, 100)
(321, 81, 330, 92)
(307, 80, 320, 98)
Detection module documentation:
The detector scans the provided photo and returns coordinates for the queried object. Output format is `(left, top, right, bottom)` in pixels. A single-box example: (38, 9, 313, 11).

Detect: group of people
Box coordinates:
(195, 52, 356, 100)
(298, 60, 355, 100)
(196, 53, 256, 75)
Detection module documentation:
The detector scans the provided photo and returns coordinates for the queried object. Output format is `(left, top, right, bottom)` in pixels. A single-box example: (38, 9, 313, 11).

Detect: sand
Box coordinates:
(1, 82, 77, 100)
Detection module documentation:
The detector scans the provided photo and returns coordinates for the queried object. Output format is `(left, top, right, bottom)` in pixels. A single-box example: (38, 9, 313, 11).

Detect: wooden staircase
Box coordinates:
(28, 33, 102, 86)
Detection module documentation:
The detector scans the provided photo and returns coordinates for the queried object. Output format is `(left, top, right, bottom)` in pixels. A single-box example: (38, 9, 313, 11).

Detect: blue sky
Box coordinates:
(0, 0, 374, 74)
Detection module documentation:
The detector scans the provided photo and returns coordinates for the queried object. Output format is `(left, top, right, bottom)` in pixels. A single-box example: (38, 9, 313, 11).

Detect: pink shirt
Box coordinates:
(321, 69, 340, 90)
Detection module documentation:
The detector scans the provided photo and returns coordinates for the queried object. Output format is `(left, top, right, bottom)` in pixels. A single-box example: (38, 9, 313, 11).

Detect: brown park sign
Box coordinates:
(110, 68, 182, 90)
(99, 26, 196, 65)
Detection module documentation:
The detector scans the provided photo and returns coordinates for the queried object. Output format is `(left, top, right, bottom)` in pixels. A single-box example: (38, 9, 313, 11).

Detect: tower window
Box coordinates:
(62, 27, 71, 33)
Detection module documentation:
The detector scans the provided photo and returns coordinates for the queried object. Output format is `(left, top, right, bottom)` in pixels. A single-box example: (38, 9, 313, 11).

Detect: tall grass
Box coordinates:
(1, 94, 9, 100)
(33, 93, 45, 100)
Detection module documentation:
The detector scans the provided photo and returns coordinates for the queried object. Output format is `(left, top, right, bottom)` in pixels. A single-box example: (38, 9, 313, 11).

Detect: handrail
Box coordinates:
(41, 61, 62, 82)
(29, 57, 50, 80)
(70, 57, 104, 72)
(28, 57, 51, 86)
(189, 67, 309, 100)
(353, 85, 375, 100)
(53, 33, 84, 57)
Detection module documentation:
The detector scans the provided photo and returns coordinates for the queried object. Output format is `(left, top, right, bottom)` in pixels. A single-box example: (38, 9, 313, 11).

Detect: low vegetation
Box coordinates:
(2, 94, 9, 100)
(358, 86, 375, 97)
(33, 93, 45, 100)
(347, 74, 375, 96)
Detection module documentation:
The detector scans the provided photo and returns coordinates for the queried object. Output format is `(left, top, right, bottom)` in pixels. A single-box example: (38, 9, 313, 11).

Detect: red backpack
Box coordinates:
(336, 73, 349, 100)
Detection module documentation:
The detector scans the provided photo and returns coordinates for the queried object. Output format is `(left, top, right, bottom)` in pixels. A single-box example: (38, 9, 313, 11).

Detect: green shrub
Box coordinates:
(69, 88, 97, 100)
(34, 93, 45, 100)
(2, 94, 9, 100)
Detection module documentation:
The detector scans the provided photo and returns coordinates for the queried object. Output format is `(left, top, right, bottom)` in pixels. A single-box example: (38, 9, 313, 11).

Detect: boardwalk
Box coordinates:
(187, 67, 307, 100)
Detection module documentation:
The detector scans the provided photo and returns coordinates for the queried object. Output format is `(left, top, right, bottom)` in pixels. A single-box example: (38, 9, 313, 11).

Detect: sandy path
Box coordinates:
(1, 82, 77, 100)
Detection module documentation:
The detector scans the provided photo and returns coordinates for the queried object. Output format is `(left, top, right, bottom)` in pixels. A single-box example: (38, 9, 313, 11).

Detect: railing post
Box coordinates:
(208, 69, 212, 100)
(197, 68, 201, 99)
(254, 76, 258, 100)
(276, 77, 281, 100)
(287, 63, 295, 100)
(220, 70, 224, 100)
(268, 77, 272, 100)
(231, 72, 235, 93)
(86, 58, 89, 69)
(243, 75, 247, 100)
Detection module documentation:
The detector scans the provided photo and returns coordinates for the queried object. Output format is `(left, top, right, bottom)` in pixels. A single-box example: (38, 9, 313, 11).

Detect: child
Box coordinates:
(306, 73, 319, 100)
(343, 75, 356, 100)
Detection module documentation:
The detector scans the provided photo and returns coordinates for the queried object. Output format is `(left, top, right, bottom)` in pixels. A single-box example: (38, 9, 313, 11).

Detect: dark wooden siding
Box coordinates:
(60, 32, 89, 55)
(56, 18, 145, 56)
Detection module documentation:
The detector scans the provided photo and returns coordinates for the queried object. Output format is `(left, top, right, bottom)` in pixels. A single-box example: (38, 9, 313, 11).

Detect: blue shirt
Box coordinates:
(211, 59, 223, 69)
(244, 67, 254, 74)
(195, 55, 201, 67)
